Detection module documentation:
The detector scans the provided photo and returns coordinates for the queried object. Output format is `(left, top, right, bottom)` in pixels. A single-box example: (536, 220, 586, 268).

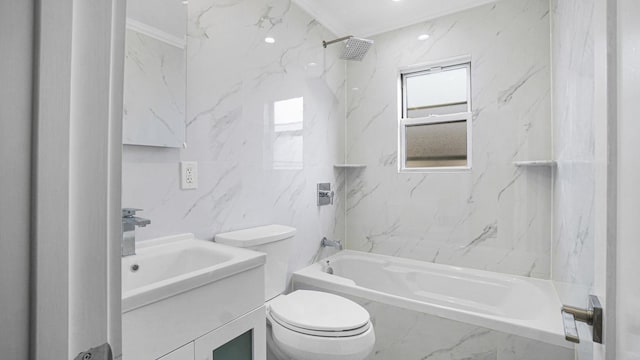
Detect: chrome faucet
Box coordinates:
(321, 237, 343, 250)
(122, 208, 150, 257)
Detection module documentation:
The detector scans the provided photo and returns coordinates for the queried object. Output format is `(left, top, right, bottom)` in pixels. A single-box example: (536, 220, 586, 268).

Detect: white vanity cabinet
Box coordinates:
(155, 306, 265, 360)
(194, 306, 266, 360)
(121, 234, 266, 360)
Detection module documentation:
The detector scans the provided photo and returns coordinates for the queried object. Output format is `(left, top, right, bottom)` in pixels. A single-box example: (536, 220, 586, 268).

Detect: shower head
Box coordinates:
(322, 36, 374, 61)
(341, 37, 374, 61)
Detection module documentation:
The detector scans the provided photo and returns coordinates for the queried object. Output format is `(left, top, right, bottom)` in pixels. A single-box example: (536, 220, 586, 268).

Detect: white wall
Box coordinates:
(345, 0, 553, 278)
(617, 0, 640, 357)
(0, 1, 33, 358)
(122, 0, 346, 273)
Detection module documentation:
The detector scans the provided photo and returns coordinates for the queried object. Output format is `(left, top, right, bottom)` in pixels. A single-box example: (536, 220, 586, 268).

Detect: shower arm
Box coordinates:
(323, 35, 354, 48)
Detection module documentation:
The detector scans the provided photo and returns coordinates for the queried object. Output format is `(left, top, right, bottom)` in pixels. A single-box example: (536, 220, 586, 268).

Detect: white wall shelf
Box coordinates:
(334, 164, 367, 169)
(513, 160, 557, 167)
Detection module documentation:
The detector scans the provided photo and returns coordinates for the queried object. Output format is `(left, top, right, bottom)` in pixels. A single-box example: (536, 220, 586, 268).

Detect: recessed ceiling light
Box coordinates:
(181, 0, 188, 4)
(391, 0, 402, 2)
(352, 87, 360, 91)
(308, 62, 317, 67)
(264, 37, 276, 44)
(418, 34, 430, 41)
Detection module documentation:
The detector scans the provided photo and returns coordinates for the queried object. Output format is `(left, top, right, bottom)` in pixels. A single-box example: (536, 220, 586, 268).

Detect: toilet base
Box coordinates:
(267, 322, 293, 360)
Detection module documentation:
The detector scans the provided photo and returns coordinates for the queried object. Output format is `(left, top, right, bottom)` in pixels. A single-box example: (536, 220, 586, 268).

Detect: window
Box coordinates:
(399, 59, 472, 172)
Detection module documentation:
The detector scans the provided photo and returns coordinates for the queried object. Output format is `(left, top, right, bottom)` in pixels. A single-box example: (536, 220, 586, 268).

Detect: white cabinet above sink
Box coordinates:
(122, 233, 265, 360)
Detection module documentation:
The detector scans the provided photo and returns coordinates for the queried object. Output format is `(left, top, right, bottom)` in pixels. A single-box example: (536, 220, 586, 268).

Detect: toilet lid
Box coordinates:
(269, 290, 370, 332)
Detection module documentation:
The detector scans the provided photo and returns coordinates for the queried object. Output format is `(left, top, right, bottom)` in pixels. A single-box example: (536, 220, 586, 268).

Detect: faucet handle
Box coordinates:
(122, 208, 143, 217)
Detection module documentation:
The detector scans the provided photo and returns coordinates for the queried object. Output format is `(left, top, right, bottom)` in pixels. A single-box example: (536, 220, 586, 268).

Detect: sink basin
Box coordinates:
(122, 233, 264, 312)
(121, 233, 266, 359)
(122, 233, 265, 312)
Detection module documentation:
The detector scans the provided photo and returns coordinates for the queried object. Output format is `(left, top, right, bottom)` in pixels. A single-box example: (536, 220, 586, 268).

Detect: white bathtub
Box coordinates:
(293, 250, 570, 350)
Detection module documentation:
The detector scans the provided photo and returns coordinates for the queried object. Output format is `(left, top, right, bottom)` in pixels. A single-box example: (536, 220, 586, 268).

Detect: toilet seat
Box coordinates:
(267, 290, 375, 360)
(270, 312, 371, 337)
(269, 318, 375, 360)
(268, 290, 371, 337)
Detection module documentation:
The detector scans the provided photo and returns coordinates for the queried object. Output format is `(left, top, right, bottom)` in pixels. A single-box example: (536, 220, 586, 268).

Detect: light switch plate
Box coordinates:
(181, 161, 198, 190)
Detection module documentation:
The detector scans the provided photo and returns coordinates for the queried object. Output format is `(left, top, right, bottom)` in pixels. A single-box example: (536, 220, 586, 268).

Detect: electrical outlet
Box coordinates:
(181, 161, 198, 190)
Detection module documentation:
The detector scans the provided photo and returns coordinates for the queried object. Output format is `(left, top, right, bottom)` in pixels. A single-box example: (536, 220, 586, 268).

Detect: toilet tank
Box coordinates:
(215, 225, 296, 301)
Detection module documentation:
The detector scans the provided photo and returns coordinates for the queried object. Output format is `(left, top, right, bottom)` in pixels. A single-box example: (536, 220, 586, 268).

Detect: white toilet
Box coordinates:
(215, 225, 375, 360)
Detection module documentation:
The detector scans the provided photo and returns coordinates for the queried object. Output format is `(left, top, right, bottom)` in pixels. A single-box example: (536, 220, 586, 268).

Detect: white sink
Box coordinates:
(122, 233, 265, 312)
(122, 233, 265, 359)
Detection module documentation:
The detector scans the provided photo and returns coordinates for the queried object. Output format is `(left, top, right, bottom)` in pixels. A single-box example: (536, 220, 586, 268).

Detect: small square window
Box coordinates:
(399, 59, 472, 172)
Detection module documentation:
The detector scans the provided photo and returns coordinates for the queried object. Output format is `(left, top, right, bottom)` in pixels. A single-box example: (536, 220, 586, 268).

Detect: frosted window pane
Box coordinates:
(406, 67, 468, 114)
(405, 120, 467, 168)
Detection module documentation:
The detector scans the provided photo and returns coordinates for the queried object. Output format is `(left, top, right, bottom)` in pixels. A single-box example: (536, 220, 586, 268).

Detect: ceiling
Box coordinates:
(293, 0, 496, 38)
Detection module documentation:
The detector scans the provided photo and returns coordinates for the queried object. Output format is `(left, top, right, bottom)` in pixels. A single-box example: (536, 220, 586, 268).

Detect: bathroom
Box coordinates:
(1, 0, 639, 359)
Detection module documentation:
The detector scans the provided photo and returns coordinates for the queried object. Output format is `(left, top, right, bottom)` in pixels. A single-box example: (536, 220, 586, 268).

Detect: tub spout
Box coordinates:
(324, 260, 334, 274)
(321, 237, 343, 250)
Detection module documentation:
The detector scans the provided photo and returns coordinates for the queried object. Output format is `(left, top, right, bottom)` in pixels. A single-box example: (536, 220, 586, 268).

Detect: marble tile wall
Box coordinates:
(550, 0, 597, 309)
(345, 0, 553, 278)
(122, 0, 346, 273)
(121, 0, 599, 288)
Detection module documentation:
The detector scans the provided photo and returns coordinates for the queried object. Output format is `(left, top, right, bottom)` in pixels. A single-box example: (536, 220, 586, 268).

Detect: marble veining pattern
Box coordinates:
(118, 1, 591, 358)
(122, 0, 347, 273)
(550, 0, 596, 309)
(344, 0, 553, 278)
(123, 29, 186, 148)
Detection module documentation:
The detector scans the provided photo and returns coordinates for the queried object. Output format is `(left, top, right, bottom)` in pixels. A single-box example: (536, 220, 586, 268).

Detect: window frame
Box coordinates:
(398, 56, 473, 173)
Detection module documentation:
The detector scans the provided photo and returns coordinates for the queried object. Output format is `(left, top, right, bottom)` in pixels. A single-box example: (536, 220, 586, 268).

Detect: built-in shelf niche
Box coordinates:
(334, 164, 367, 169)
(513, 160, 557, 167)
